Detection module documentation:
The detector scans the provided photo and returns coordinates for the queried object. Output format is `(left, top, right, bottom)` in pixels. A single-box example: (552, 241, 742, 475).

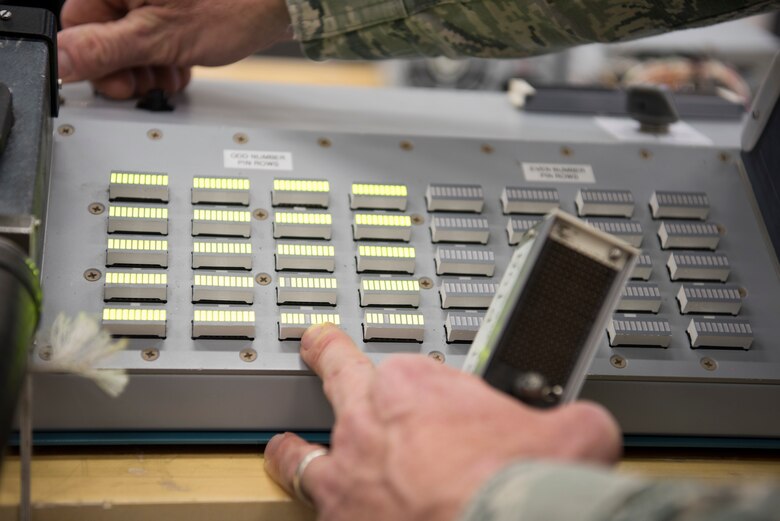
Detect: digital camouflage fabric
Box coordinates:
(459, 462, 780, 521)
(286, 0, 780, 59)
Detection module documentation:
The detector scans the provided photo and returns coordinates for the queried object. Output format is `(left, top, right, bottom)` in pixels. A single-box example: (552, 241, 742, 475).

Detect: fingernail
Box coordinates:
(58, 50, 73, 81)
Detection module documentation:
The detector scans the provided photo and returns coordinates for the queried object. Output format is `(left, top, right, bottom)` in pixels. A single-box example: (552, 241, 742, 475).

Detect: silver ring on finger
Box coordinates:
(292, 448, 329, 508)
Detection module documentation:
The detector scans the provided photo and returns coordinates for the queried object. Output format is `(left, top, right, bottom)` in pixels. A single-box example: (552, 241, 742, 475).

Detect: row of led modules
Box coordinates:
(345, 184, 435, 343)
(103, 172, 172, 338)
(188, 177, 258, 340)
(418, 184, 492, 343)
(271, 180, 340, 341)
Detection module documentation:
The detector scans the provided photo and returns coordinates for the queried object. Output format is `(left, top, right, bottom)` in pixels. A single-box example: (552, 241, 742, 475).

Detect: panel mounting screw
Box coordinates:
(428, 351, 445, 363)
(608, 248, 623, 261)
(700, 357, 717, 372)
(560, 146, 573, 157)
(83, 268, 102, 282)
(556, 225, 571, 239)
(88, 202, 105, 215)
(481, 144, 494, 154)
(399, 140, 414, 151)
(410, 214, 425, 225)
(317, 137, 332, 148)
(253, 208, 268, 220)
(38, 346, 52, 361)
(639, 149, 652, 160)
(240, 348, 257, 362)
(255, 273, 272, 286)
(58, 124, 75, 136)
(0, 10, 12, 21)
(141, 348, 159, 361)
(233, 132, 249, 145)
(718, 152, 732, 163)
(418, 277, 433, 289)
(610, 355, 626, 369)
(147, 129, 163, 140)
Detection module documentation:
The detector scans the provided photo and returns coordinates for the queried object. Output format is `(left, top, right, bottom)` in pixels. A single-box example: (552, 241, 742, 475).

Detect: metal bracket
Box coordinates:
(0, 5, 59, 117)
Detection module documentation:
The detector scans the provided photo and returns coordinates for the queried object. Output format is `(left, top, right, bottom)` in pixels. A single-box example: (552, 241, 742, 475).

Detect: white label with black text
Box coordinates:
(522, 163, 595, 184)
(224, 150, 293, 171)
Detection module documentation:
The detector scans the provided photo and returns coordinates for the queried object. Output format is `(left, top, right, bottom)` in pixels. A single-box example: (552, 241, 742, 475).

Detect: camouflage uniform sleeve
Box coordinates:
(458, 461, 780, 521)
(285, 0, 780, 60)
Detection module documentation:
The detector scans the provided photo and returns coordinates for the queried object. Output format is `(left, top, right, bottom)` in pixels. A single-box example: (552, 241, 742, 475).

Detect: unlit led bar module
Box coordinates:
(104, 271, 167, 302)
(192, 208, 251, 237)
(667, 251, 730, 281)
(276, 243, 336, 271)
(192, 177, 250, 205)
(687, 317, 753, 350)
(359, 278, 420, 307)
(444, 312, 484, 342)
(650, 191, 710, 220)
(108, 205, 168, 235)
(463, 210, 638, 408)
(106, 238, 168, 267)
(631, 253, 653, 280)
(616, 282, 662, 313)
(430, 216, 490, 244)
(658, 221, 721, 250)
(575, 189, 634, 217)
(435, 247, 495, 276)
(363, 311, 425, 342)
(352, 214, 412, 241)
(440, 281, 497, 309)
(272, 178, 330, 207)
(350, 183, 408, 211)
(426, 184, 484, 213)
(677, 284, 743, 315)
(192, 273, 254, 304)
(585, 219, 643, 248)
(192, 241, 252, 270)
(274, 211, 333, 239)
(607, 314, 672, 347)
(356, 245, 415, 273)
(192, 308, 256, 338)
(501, 187, 559, 215)
(102, 307, 167, 337)
(277, 275, 338, 305)
(109, 171, 169, 202)
(278, 311, 341, 340)
(507, 216, 544, 245)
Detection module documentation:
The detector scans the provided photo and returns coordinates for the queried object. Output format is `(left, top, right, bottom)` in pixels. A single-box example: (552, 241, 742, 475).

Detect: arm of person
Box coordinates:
(460, 461, 780, 521)
(290, 0, 780, 60)
(57, 0, 780, 98)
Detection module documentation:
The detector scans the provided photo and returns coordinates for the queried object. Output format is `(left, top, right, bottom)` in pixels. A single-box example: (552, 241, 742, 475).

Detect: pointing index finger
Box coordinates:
(300, 323, 374, 415)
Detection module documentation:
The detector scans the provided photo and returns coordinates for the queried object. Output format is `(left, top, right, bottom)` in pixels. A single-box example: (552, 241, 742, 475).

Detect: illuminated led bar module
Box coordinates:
(192, 177, 250, 205)
(272, 178, 330, 207)
(109, 171, 169, 201)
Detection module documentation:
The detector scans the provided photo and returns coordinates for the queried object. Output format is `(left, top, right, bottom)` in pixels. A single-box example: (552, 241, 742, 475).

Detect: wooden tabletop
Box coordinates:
(2, 446, 779, 521)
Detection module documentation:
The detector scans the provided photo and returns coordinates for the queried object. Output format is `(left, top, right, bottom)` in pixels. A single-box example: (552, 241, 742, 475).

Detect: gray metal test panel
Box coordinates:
(32, 81, 780, 442)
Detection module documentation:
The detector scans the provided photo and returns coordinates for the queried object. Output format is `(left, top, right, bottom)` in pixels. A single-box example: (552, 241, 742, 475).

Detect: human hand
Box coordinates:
(264, 324, 622, 521)
(57, 0, 293, 99)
